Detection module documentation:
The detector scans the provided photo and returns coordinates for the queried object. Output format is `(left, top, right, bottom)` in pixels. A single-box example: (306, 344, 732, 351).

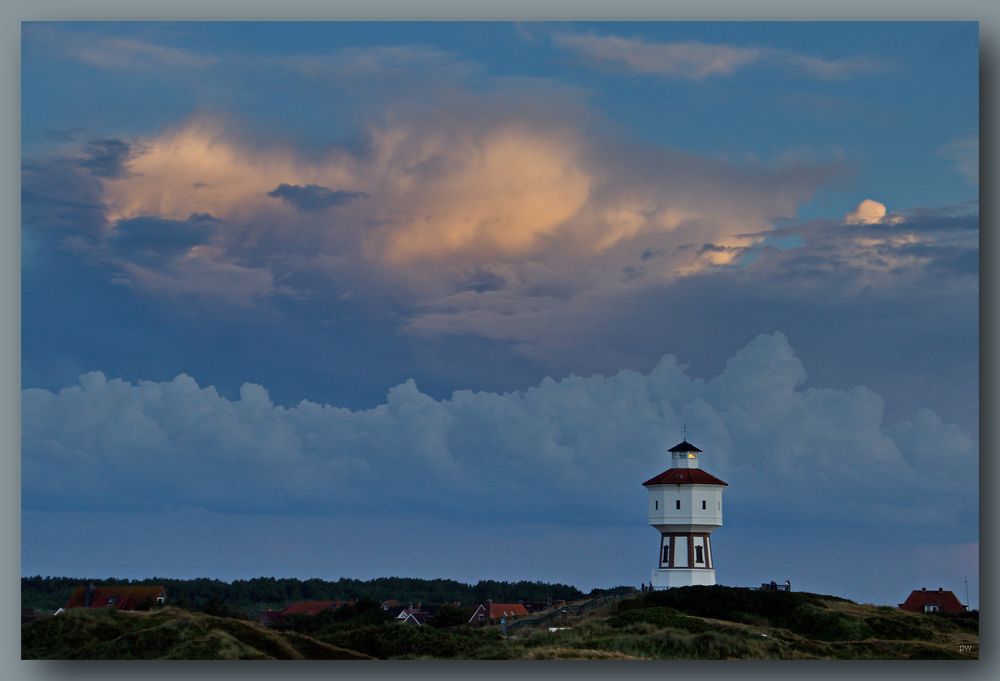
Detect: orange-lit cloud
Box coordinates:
(81, 112, 845, 332)
(362, 123, 591, 263)
(845, 198, 904, 225)
(101, 120, 358, 225)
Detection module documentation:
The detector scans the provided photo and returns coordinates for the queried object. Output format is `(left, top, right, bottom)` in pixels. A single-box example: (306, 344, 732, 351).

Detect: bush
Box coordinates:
(432, 604, 475, 628)
(318, 622, 475, 659)
(608, 607, 708, 633)
(786, 605, 872, 641)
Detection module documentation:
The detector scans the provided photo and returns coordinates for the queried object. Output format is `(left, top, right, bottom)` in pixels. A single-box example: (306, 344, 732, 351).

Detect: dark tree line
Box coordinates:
(21, 575, 585, 616)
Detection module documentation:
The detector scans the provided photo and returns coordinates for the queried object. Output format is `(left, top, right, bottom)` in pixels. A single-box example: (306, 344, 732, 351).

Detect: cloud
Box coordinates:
(552, 33, 764, 79)
(267, 184, 368, 212)
(25, 24, 217, 70)
(21, 333, 976, 539)
(267, 44, 478, 83)
(551, 32, 885, 80)
(26, 24, 475, 88)
(76, 138, 137, 179)
(61, 114, 844, 305)
(743, 200, 977, 287)
(107, 214, 213, 259)
(844, 198, 903, 225)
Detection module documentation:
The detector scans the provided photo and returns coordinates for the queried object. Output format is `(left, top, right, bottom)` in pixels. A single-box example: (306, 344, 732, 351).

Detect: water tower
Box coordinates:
(643, 439, 728, 589)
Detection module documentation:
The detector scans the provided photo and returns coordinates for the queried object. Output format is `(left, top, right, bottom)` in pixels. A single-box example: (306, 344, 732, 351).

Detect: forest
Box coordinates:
(21, 575, 600, 617)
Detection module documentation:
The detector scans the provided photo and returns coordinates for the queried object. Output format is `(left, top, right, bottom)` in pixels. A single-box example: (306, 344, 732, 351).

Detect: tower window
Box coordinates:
(675, 500, 681, 510)
(701, 500, 706, 510)
(695, 546, 704, 564)
(662, 545, 670, 565)
(654, 500, 658, 510)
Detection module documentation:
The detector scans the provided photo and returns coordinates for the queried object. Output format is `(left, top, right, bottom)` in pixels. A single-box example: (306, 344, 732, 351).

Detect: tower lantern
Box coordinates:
(643, 438, 728, 589)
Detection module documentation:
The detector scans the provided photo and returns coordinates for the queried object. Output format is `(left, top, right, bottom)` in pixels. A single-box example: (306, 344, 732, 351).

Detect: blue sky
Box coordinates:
(21, 22, 978, 606)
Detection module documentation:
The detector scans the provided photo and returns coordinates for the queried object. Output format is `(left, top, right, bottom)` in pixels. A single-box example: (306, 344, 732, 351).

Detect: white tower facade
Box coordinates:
(643, 440, 728, 589)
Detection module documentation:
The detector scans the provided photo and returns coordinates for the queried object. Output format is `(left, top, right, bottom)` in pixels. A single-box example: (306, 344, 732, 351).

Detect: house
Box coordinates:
(65, 584, 166, 611)
(380, 599, 408, 617)
(899, 588, 966, 614)
(396, 607, 431, 626)
(468, 601, 529, 625)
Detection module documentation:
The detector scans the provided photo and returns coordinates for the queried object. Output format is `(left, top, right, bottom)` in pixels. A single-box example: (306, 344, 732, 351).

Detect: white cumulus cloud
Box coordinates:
(22, 333, 976, 537)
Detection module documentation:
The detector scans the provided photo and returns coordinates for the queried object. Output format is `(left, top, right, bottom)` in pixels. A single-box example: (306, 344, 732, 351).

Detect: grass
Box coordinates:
(21, 607, 371, 660)
(22, 587, 979, 660)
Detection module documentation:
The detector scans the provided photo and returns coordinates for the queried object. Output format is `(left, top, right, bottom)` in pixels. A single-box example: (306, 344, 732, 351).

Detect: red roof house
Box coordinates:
(899, 588, 966, 613)
(468, 602, 529, 625)
(65, 585, 166, 611)
(396, 607, 431, 626)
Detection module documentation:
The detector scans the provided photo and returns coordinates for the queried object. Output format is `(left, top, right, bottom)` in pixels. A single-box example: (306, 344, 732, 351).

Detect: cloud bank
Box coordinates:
(24, 111, 847, 319)
(22, 333, 976, 538)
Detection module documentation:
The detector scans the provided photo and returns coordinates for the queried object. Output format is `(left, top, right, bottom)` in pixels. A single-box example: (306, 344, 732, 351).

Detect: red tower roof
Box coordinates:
(643, 468, 728, 486)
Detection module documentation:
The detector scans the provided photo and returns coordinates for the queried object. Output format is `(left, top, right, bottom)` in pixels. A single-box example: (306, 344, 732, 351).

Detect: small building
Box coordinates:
(468, 601, 529, 625)
(396, 607, 431, 626)
(65, 584, 166, 611)
(380, 599, 408, 617)
(899, 588, 967, 614)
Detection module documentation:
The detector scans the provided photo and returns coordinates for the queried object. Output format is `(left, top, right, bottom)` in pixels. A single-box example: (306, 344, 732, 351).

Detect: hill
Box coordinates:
(21, 607, 372, 660)
(22, 586, 979, 660)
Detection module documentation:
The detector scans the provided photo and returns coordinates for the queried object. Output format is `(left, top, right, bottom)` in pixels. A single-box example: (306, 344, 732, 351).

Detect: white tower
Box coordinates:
(643, 439, 728, 589)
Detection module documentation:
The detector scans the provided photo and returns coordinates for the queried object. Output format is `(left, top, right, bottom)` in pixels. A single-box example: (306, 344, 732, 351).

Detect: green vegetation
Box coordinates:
(21, 607, 371, 660)
(21, 583, 979, 660)
(22, 575, 582, 617)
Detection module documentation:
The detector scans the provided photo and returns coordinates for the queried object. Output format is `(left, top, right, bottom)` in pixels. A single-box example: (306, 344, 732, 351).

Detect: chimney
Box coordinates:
(938, 587, 943, 592)
(922, 587, 926, 591)
(85, 583, 96, 608)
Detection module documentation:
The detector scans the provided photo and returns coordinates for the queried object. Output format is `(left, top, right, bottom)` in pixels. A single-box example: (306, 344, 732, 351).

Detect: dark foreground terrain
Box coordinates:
(22, 586, 979, 660)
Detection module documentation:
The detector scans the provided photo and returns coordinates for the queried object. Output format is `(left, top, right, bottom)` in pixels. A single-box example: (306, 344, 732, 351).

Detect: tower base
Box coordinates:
(650, 568, 716, 589)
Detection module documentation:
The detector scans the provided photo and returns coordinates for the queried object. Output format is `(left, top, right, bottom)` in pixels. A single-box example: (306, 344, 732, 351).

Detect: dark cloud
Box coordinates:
(21, 156, 106, 239)
(76, 138, 136, 179)
(267, 183, 368, 211)
(108, 214, 214, 262)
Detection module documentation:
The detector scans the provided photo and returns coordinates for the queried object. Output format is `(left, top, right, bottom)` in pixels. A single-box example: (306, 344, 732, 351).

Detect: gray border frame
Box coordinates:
(4, 2, 995, 679)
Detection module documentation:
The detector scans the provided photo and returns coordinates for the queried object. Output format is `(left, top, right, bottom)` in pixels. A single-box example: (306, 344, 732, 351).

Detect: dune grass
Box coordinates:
(22, 586, 978, 660)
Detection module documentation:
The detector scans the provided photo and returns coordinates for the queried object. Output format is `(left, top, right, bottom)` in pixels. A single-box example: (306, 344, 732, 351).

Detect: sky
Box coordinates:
(20, 21, 979, 607)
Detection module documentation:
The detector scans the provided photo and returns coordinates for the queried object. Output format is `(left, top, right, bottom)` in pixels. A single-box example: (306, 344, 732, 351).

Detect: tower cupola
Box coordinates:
(668, 439, 701, 469)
